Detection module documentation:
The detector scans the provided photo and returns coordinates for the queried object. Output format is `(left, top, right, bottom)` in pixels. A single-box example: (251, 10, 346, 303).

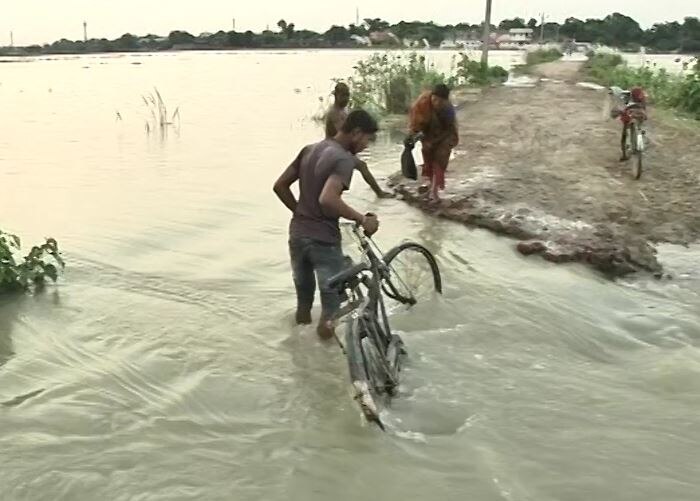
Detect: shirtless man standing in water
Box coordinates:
(325, 83, 392, 199)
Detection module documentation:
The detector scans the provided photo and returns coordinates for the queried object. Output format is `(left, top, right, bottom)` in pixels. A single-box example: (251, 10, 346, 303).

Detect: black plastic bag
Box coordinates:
(401, 136, 417, 180)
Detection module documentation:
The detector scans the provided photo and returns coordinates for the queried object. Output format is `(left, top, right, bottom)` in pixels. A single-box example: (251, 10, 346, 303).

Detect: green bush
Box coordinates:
(585, 52, 700, 119)
(525, 48, 563, 66)
(454, 55, 509, 86)
(341, 52, 451, 114)
(341, 52, 509, 115)
(0, 231, 65, 293)
(583, 53, 625, 83)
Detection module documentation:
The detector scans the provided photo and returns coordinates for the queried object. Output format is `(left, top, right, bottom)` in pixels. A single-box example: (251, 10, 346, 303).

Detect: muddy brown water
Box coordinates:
(1, 50, 700, 501)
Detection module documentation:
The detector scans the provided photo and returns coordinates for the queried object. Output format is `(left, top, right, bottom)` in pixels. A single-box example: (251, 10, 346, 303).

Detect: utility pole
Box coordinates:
(232, 18, 236, 31)
(355, 7, 359, 26)
(539, 12, 546, 43)
(480, 0, 492, 65)
(9, 31, 13, 47)
(83, 21, 87, 42)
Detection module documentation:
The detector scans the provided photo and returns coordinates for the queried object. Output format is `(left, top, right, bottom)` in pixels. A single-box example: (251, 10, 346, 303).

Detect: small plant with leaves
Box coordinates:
(0, 231, 65, 293)
(454, 54, 509, 86)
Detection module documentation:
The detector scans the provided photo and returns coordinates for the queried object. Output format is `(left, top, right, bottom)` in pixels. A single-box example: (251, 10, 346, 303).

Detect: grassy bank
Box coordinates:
(511, 48, 563, 75)
(584, 52, 700, 119)
(340, 52, 507, 115)
(525, 48, 563, 66)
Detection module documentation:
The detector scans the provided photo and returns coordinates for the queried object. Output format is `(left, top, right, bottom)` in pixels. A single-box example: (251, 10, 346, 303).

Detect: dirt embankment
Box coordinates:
(389, 61, 700, 277)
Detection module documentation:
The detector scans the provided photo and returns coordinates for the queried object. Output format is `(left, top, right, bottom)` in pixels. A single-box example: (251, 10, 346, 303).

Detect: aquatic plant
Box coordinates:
(143, 87, 180, 134)
(0, 231, 65, 293)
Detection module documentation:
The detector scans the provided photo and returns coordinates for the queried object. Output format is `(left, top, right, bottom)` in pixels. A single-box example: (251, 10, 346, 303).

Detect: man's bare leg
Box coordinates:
(296, 308, 312, 325)
(316, 319, 335, 340)
(430, 172, 440, 201)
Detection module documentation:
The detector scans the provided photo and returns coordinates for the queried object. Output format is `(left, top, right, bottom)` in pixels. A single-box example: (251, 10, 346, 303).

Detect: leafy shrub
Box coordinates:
(0, 231, 65, 293)
(585, 52, 700, 119)
(454, 55, 509, 86)
(341, 53, 453, 114)
(341, 52, 509, 115)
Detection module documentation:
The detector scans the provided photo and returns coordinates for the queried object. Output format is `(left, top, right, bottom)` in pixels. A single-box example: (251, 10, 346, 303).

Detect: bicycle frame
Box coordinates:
(332, 224, 394, 358)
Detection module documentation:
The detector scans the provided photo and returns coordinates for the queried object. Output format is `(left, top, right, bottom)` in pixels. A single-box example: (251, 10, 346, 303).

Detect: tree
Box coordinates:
(419, 24, 445, 46)
(277, 19, 295, 39)
(681, 16, 700, 52)
(498, 18, 526, 31)
(644, 22, 681, 51)
(348, 24, 368, 36)
(582, 18, 607, 43)
(113, 33, 138, 51)
(168, 30, 195, 46)
(324, 25, 351, 45)
(364, 18, 390, 32)
(601, 13, 643, 46)
(560, 17, 585, 40)
(527, 18, 538, 29)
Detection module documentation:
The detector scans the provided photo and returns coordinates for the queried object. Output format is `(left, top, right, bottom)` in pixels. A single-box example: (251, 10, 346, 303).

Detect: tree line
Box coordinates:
(2, 13, 699, 56)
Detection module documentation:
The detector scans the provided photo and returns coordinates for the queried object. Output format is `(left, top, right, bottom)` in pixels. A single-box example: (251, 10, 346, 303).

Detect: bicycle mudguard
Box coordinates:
(327, 262, 369, 291)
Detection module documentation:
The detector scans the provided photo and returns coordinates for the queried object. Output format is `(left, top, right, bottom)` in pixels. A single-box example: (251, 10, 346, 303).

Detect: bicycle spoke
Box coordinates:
(388, 251, 433, 303)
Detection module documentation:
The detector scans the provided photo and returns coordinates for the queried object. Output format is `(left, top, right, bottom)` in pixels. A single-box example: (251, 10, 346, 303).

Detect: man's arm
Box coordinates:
(318, 174, 364, 223)
(273, 149, 304, 213)
(355, 160, 391, 198)
(320, 174, 380, 235)
(325, 108, 345, 138)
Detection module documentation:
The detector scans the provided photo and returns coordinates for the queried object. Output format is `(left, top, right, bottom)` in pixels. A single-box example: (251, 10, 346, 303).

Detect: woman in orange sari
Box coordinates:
(410, 84, 459, 201)
(409, 84, 459, 201)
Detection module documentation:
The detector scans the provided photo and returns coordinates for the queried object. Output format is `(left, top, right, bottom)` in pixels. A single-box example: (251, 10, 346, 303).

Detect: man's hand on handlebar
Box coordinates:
(360, 212, 379, 236)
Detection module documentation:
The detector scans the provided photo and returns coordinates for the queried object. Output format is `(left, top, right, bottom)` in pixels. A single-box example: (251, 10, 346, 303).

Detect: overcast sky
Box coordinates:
(2, 0, 696, 46)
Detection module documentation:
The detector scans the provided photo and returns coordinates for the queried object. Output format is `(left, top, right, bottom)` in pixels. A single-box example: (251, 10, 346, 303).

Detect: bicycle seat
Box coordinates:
(327, 262, 369, 291)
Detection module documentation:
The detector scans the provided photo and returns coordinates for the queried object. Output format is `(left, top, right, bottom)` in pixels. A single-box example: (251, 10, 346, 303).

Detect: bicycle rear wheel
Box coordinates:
(382, 242, 442, 306)
(630, 123, 643, 180)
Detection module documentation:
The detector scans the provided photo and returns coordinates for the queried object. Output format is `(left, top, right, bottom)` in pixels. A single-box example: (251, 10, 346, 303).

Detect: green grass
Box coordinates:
(525, 48, 563, 66)
(584, 52, 700, 120)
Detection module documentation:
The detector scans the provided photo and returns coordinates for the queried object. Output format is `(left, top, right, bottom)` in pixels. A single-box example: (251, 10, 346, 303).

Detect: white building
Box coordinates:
(508, 28, 534, 43)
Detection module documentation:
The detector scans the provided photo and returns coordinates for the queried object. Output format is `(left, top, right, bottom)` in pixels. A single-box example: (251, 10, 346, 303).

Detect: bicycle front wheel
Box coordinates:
(345, 318, 387, 429)
(382, 242, 442, 306)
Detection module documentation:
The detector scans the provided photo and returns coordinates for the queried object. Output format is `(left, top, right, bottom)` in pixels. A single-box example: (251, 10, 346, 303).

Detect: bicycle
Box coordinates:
(327, 222, 442, 430)
(610, 87, 648, 180)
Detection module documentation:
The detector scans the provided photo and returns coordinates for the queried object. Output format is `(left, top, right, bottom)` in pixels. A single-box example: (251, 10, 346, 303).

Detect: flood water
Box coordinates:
(2, 50, 700, 501)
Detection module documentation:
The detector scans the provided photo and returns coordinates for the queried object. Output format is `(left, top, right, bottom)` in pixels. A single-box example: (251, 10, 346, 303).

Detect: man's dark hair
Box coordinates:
(333, 82, 350, 95)
(432, 83, 451, 99)
(341, 109, 379, 134)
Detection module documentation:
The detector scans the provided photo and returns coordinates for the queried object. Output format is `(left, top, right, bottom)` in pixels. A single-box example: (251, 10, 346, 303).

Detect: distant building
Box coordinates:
(508, 28, 533, 44)
(368, 31, 401, 46)
(495, 28, 534, 49)
(440, 40, 459, 49)
(350, 34, 371, 46)
(458, 40, 483, 50)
